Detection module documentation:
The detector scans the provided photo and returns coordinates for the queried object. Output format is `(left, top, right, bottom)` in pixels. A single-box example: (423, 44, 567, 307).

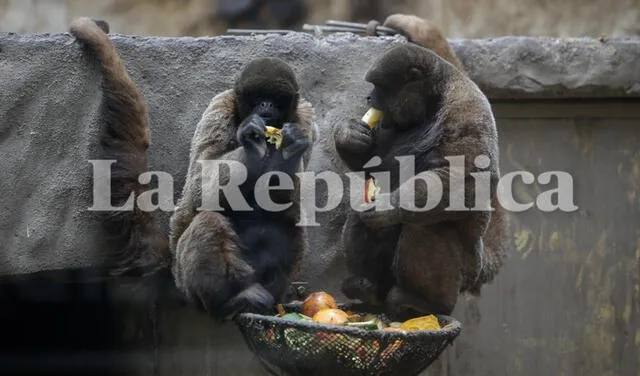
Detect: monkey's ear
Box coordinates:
(407, 67, 423, 81)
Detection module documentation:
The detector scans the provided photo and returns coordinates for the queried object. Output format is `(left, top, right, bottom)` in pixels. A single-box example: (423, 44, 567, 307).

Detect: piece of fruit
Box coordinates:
(361, 107, 383, 128)
(264, 126, 283, 149)
(345, 318, 383, 330)
(312, 308, 349, 325)
(380, 339, 404, 358)
(347, 313, 365, 322)
(301, 291, 338, 318)
(364, 178, 381, 203)
(400, 314, 442, 331)
(276, 304, 286, 317)
(265, 327, 280, 341)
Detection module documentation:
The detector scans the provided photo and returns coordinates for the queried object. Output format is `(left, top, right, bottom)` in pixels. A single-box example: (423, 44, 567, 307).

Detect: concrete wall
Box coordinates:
(0, 30, 639, 375)
(1, 0, 639, 38)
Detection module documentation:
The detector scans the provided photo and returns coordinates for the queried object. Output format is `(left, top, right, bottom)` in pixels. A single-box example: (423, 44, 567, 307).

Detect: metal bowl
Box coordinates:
(235, 303, 462, 376)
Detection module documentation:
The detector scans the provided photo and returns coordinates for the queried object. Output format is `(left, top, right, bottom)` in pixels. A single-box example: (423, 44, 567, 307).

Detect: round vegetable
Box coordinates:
(312, 308, 349, 325)
(301, 291, 338, 318)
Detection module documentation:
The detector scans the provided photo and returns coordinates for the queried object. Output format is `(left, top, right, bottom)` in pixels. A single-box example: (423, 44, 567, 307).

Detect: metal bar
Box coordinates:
(226, 29, 298, 35)
(325, 20, 399, 35)
(302, 24, 363, 33)
(227, 19, 400, 37)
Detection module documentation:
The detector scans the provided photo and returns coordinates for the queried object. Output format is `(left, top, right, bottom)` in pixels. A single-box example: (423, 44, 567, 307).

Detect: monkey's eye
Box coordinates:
(244, 93, 262, 106)
(367, 88, 383, 108)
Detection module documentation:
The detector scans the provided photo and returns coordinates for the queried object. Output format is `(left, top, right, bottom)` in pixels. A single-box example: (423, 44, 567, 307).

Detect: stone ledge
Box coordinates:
(2, 31, 639, 99)
(453, 36, 640, 99)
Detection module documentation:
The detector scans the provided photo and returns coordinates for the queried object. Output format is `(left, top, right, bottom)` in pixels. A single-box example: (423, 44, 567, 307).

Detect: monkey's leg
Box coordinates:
(386, 225, 463, 318)
(173, 211, 274, 319)
(340, 212, 399, 306)
(236, 217, 302, 305)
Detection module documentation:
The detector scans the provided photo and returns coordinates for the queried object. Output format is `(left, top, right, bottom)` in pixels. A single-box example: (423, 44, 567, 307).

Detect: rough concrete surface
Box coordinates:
(0, 30, 639, 279)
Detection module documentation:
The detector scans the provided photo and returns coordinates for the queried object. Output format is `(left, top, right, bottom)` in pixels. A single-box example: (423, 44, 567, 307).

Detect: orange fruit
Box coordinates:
(301, 291, 338, 318)
(312, 308, 349, 325)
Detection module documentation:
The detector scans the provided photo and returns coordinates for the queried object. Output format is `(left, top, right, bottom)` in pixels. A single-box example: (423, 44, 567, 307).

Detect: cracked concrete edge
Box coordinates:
(1, 31, 639, 99)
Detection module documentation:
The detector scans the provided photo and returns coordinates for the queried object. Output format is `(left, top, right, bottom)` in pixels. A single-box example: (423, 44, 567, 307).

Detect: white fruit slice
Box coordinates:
(265, 126, 283, 149)
(361, 108, 383, 128)
(364, 178, 381, 203)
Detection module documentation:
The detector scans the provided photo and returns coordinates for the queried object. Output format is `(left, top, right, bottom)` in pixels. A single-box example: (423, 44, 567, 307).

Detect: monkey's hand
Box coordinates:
(219, 283, 275, 320)
(383, 14, 463, 71)
(341, 276, 382, 305)
(334, 119, 374, 155)
(237, 114, 268, 160)
(280, 122, 312, 161)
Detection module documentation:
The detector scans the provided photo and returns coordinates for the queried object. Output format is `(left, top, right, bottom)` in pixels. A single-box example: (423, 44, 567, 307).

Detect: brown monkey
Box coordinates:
(334, 15, 509, 319)
(384, 14, 492, 296)
(69, 17, 170, 276)
(169, 58, 317, 319)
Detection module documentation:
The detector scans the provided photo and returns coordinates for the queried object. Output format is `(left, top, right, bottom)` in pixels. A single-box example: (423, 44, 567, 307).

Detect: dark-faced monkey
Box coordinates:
(334, 15, 509, 320)
(168, 58, 317, 319)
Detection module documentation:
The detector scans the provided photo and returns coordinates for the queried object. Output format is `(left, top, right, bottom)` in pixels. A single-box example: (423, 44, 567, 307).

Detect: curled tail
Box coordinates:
(70, 18, 169, 275)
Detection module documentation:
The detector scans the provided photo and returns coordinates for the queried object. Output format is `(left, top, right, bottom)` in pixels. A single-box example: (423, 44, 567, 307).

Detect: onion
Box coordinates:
(301, 291, 337, 318)
(312, 308, 349, 325)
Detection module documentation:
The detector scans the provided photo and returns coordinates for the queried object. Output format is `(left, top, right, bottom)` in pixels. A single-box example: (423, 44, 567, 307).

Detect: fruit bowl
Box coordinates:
(234, 302, 462, 376)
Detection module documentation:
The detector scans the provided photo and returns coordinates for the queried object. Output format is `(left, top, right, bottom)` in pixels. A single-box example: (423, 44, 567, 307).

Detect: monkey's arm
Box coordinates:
(333, 119, 376, 171)
(169, 146, 251, 250)
(169, 89, 241, 250)
(295, 98, 318, 168)
(383, 14, 464, 72)
(360, 123, 498, 228)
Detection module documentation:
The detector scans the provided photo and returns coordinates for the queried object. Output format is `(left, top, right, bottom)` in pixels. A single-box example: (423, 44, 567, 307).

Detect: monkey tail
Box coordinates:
(70, 17, 169, 276)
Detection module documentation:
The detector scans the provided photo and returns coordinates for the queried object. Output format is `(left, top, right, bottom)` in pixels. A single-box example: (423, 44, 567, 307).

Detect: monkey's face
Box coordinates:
(365, 45, 434, 131)
(237, 89, 296, 127)
(366, 80, 425, 131)
(235, 57, 300, 128)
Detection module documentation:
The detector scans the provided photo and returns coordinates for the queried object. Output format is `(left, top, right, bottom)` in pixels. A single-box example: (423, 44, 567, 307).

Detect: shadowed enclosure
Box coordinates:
(0, 31, 638, 375)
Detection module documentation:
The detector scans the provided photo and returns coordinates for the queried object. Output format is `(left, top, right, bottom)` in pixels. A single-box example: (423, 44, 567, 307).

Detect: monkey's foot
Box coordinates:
(341, 276, 382, 305)
(218, 283, 275, 320)
(385, 286, 453, 321)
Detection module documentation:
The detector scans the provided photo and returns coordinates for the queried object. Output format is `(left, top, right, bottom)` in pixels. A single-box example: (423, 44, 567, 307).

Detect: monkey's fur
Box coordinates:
(334, 15, 509, 319)
(168, 60, 316, 318)
(69, 18, 170, 276)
